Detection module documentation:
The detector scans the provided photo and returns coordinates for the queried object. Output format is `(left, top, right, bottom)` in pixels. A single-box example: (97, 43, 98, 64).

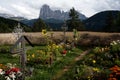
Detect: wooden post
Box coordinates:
(10, 36, 34, 80)
(21, 37, 26, 80)
(61, 22, 68, 47)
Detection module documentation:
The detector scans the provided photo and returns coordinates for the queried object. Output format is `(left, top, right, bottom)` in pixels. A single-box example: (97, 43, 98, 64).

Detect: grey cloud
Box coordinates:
(0, 0, 120, 19)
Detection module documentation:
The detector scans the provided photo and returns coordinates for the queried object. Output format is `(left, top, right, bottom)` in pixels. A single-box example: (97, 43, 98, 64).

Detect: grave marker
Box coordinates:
(10, 36, 34, 80)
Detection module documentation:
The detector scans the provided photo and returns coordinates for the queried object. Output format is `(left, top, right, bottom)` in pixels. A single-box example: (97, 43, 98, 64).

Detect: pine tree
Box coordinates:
(67, 7, 85, 31)
(33, 18, 47, 32)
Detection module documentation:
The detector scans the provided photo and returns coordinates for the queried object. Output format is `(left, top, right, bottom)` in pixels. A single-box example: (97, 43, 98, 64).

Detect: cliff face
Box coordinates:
(39, 4, 86, 20)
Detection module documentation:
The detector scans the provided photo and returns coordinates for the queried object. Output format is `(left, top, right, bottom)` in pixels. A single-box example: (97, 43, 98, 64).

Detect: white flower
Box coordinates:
(5, 76, 11, 80)
(117, 40, 120, 43)
(17, 71, 22, 77)
(0, 69, 5, 75)
(110, 43, 113, 45)
(113, 41, 117, 45)
(9, 72, 16, 80)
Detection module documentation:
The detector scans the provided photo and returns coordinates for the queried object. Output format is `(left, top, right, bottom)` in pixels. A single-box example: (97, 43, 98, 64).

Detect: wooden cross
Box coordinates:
(10, 36, 34, 80)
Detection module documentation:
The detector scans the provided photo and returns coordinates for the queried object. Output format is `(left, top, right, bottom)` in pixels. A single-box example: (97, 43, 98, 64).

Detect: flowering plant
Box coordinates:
(61, 50, 67, 56)
(108, 65, 120, 80)
(110, 40, 120, 52)
(61, 50, 67, 54)
(42, 29, 47, 35)
(0, 63, 22, 80)
(110, 40, 120, 59)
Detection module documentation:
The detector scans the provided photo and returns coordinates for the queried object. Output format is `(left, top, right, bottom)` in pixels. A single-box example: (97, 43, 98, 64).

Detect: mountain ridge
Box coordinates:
(84, 10, 120, 32)
(39, 4, 87, 20)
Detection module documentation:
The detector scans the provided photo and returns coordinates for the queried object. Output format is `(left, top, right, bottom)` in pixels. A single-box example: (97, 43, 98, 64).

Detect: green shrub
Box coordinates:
(0, 46, 10, 53)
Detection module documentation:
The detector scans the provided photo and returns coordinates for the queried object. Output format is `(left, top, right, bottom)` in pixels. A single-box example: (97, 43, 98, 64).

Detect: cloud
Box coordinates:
(0, 0, 120, 19)
(74, 0, 120, 17)
(0, 6, 9, 13)
(11, 2, 39, 19)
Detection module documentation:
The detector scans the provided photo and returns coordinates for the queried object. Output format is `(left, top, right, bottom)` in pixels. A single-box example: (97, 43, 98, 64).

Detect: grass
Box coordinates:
(0, 45, 19, 65)
(0, 53, 19, 64)
(26, 46, 83, 80)
(0, 45, 83, 80)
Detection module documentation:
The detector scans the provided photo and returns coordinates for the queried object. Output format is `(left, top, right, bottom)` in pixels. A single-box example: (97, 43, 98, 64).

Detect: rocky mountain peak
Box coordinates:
(39, 4, 86, 20)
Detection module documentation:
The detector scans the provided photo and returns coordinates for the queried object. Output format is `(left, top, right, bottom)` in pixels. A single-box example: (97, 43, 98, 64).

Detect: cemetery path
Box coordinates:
(52, 49, 91, 80)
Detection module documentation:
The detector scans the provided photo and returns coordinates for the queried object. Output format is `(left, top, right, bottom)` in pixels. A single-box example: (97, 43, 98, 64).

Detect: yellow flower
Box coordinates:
(92, 60, 96, 64)
(32, 54, 35, 58)
(93, 68, 100, 72)
(42, 29, 47, 35)
(87, 76, 91, 80)
(27, 58, 30, 61)
(56, 45, 59, 48)
(53, 44, 56, 46)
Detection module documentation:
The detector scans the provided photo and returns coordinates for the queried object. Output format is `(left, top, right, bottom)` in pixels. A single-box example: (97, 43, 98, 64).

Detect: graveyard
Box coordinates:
(1, 0, 120, 80)
(0, 24, 120, 80)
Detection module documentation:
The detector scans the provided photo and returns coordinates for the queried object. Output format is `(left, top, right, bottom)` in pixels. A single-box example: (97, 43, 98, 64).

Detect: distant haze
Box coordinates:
(0, 0, 120, 19)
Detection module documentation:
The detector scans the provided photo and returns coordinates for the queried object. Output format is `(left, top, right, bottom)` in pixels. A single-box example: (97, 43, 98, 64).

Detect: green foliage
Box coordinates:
(69, 8, 79, 20)
(26, 46, 82, 80)
(0, 17, 31, 33)
(67, 8, 85, 31)
(0, 75, 6, 80)
(0, 46, 10, 53)
(115, 59, 120, 66)
(110, 40, 120, 59)
(32, 18, 47, 32)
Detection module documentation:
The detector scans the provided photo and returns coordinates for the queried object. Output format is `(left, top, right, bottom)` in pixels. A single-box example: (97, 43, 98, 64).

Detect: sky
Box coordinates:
(0, 0, 120, 19)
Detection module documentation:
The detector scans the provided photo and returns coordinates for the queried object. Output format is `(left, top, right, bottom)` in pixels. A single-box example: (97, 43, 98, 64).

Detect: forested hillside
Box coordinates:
(0, 17, 31, 33)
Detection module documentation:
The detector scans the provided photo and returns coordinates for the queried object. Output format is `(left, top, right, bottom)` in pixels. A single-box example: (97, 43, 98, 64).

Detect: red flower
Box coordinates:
(62, 50, 67, 54)
(5, 68, 20, 75)
(11, 68, 20, 72)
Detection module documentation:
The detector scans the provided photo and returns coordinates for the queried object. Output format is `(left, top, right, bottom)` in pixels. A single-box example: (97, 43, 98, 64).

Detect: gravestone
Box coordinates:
(12, 23, 24, 40)
(10, 36, 34, 80)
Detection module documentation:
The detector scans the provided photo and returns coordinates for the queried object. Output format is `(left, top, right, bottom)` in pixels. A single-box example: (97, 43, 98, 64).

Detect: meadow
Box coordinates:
(0, 31, 120, 80)
(0, 31, 120, 45)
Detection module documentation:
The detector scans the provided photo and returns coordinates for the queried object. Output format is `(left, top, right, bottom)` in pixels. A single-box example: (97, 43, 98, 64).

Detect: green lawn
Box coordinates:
(0, 45, 83, 80)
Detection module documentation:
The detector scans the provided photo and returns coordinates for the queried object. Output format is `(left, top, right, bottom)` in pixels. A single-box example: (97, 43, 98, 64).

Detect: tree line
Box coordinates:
(32, 8, 120, 32)
(33, 7, 85, 32)
(0, 17, 31, 33)
(0, 8, 120, 33)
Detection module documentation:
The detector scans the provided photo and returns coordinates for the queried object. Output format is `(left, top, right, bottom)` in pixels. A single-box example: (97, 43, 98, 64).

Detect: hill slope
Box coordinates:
(0, 17, 31, 33)
(84, 10, 120, 32)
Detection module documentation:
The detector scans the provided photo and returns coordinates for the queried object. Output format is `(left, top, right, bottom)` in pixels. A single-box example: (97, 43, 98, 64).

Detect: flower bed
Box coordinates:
(59, 40, 120, 80)
(0, 63, 22, 80)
